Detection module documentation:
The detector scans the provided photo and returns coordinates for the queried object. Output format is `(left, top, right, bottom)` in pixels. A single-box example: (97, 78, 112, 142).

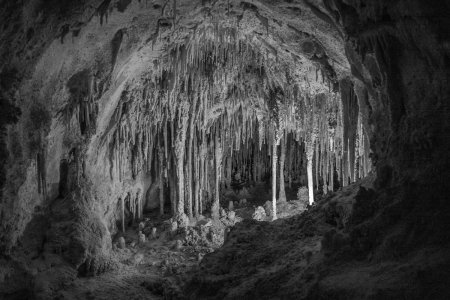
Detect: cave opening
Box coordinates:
(0, 0, 449, 299)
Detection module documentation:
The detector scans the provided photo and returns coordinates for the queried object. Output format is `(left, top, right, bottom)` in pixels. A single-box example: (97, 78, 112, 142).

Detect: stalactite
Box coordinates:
(36, 147, 47, 198)
(101, 23, 374, 227)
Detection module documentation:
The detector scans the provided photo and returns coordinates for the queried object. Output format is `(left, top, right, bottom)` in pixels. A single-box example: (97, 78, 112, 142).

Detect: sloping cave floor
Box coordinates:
(53, 183, 309, 300)
(30, 175, 450, 299)
(5, 172, 449, 300)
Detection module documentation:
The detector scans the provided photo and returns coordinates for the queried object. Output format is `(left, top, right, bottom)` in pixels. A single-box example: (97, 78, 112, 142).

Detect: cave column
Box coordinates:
(174, 103, 190, 226)
(121, 197, 125, 233)
(306, 135, 315, 205)
(186, 111, 195, 220)
(193, 130, 200, 218)
(272, 128, 281, 220)
(278, 132, 287, 202)
(212, 128, 222, 220)
(159, 149, 164, 216)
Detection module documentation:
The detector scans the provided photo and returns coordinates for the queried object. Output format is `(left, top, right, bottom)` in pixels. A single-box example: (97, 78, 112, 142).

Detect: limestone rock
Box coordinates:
(138, 222, 146, 231)
(220, 207, 227, 218)
(132, 253, 144, 265)
(197, 253, 204, 261)
(138, 231, 146, 244)
(228, 210, 236, 221)
(238, 188, 250, 199)
(174, 240, 183, 251)
(297, 187, 309, 206)
(252, 206, 267, 221)
(170, 220, 178, 232)
(175, 214, 190, 229)
(117, 237, 126, 249)
(151, 227, 157, 239)
(264, 201, 273, 218)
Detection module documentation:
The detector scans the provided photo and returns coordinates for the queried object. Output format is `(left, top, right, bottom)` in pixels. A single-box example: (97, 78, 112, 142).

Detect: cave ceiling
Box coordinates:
(0, 0, 374, 247)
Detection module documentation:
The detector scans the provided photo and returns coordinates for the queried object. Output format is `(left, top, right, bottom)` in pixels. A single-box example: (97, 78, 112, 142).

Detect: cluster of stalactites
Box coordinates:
(104, 24, 372, 218)
(119, 190, 143, 232)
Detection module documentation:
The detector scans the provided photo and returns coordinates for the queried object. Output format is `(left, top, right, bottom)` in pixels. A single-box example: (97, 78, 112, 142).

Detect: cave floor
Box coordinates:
(55, 184, 308, 299)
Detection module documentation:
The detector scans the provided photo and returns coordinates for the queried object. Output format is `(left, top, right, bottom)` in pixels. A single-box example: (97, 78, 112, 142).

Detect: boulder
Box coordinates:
(252, 206, 266, 221)
(264, 201, 273, 217)
(138, 222, 146, 231)
(170, 220, 178, 232)
(132, 253, 144, 265)
(117, 237, 126, 249)
(174, 239, 183, 251)
(138, 231, 146, 244)
(220, 207, 227, 218)
(175, 213, 190, 228)
(297, 187, 309, 205)
(228, 210, 236, 221)
(151, 227, 158, 239)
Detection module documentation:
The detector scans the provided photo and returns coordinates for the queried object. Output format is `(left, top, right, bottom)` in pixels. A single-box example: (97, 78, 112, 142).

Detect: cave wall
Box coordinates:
(323, 0, 450, 252)
(335, 0, 450, 184)
(0, 0, 168, 257)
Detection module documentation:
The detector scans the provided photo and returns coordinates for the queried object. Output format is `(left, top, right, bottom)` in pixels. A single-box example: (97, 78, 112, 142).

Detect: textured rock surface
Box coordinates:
(184, 176, 450, 299)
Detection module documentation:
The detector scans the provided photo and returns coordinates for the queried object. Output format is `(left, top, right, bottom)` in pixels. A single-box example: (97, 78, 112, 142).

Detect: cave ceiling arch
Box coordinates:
(0, 0, 373, 250)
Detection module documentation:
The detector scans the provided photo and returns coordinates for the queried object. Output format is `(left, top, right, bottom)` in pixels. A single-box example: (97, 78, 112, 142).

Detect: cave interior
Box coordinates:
(0, 0, 450, 299)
